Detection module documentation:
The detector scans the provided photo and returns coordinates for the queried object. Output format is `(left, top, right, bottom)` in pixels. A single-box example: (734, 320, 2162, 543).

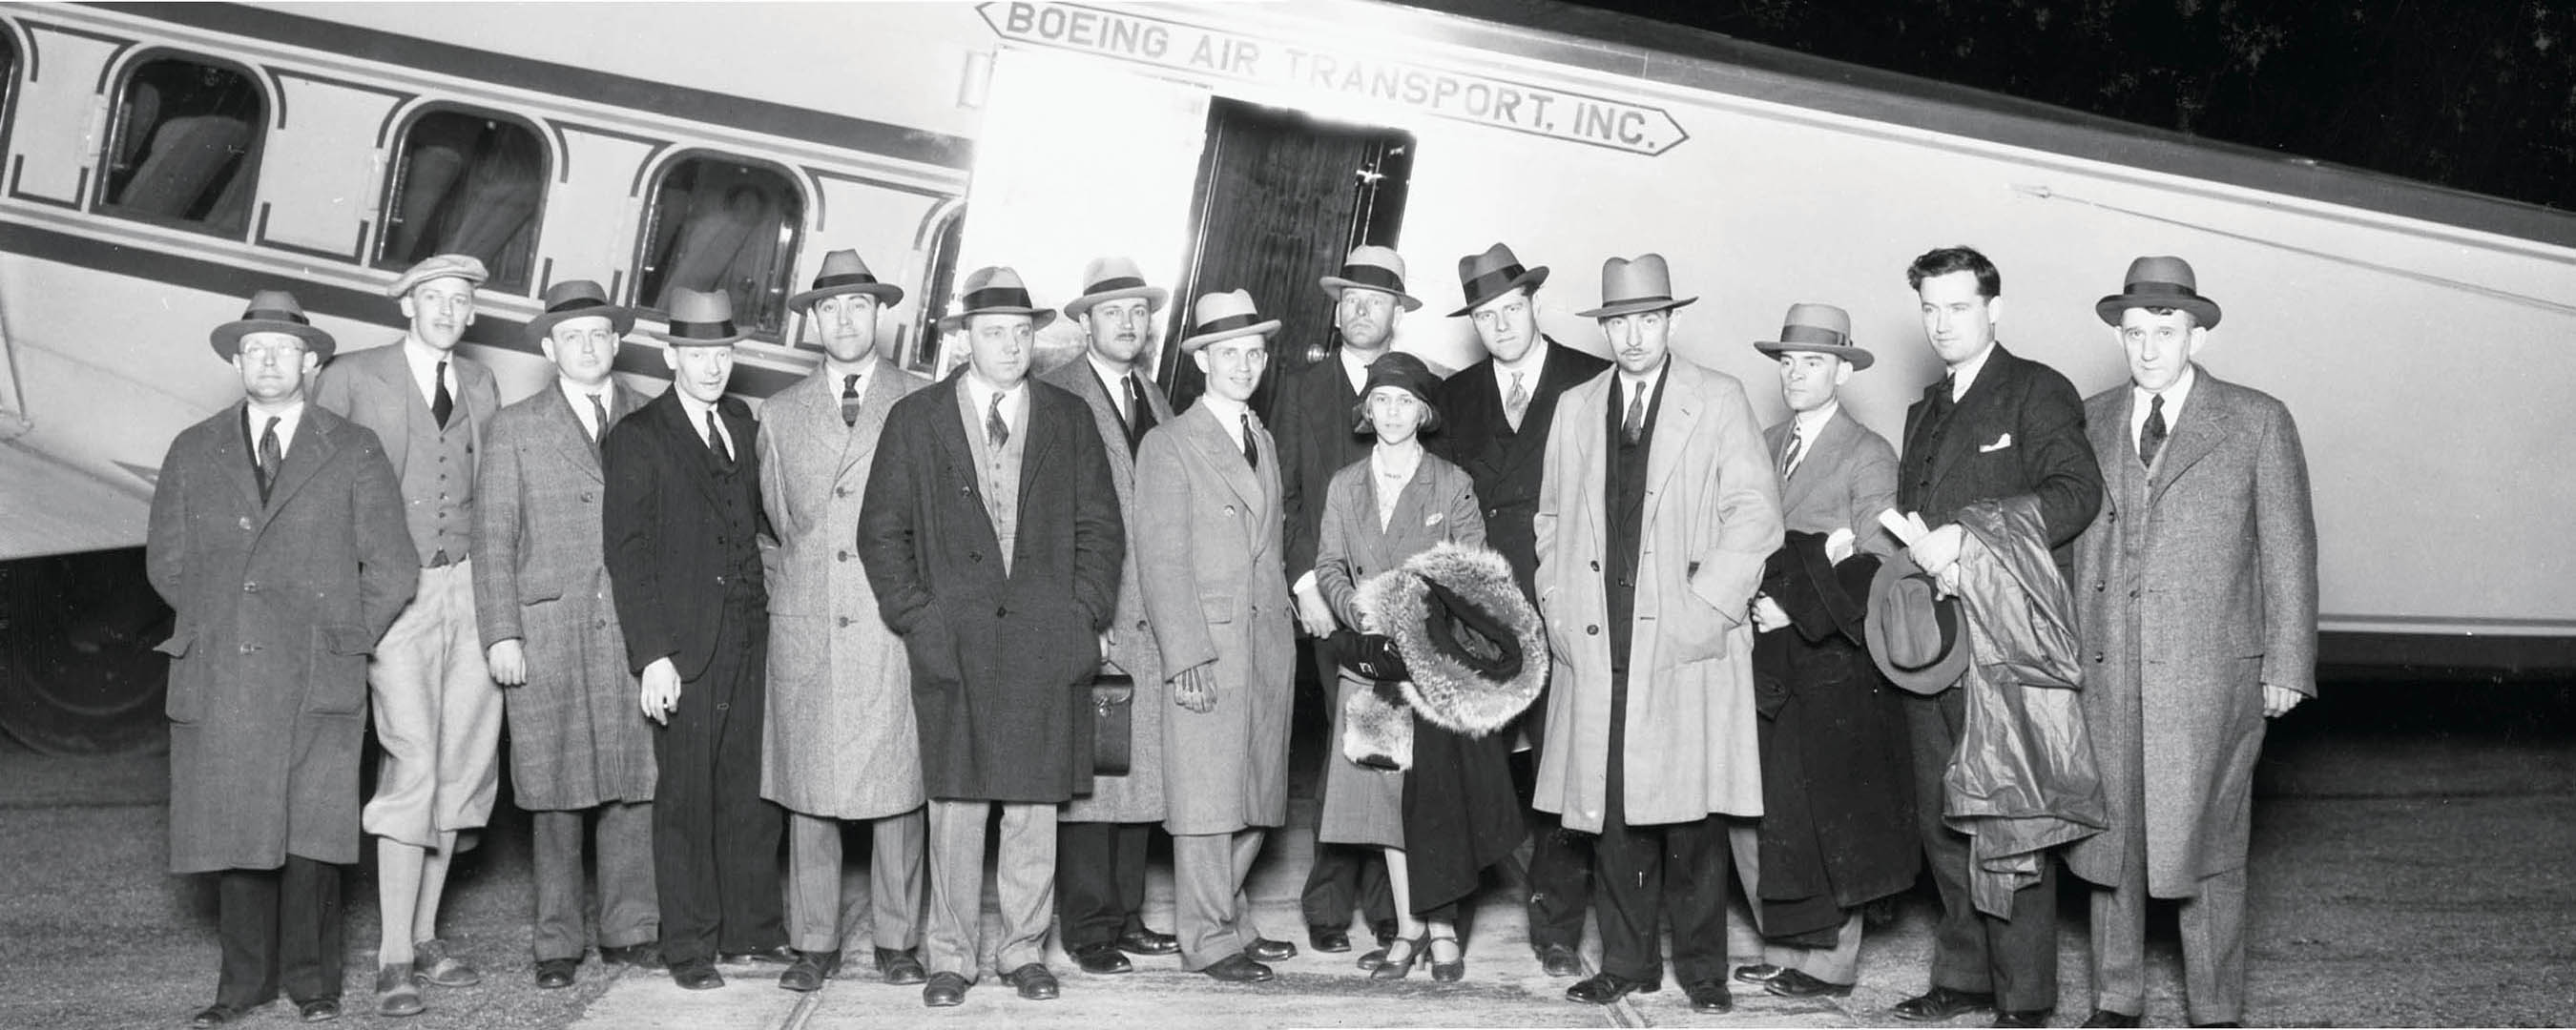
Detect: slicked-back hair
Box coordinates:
(1906, 246, 2002, 299)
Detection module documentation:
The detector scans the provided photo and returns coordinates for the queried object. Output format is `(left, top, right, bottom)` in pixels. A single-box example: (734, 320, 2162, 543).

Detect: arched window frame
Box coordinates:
(90, 48, 271, 238)
(628, 149, 810, 345)
(372, 100, 553, 296)
(904, 196, 967, 376)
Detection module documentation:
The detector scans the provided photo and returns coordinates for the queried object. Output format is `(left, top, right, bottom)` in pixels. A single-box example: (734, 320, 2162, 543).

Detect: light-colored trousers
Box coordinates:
(361, 562, 503, 846)
(787, 808, 926, 954)
(2089, 861, 2250, 1023)
(530, 803, 658, 960)
(1729, 820, 1867, 984)
(1174, 829, 1267, 971)
(924, 799, 1055, 979)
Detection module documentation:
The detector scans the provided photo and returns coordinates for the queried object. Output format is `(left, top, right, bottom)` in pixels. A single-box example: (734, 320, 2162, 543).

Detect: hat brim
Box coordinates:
(1863, 550, 1973, 695)
(1063, 285, 1170, 319)
(1446, 266, 1549, 318)
(1320, 277, 1423, 312)
(1350, 390, 1444, 436)
(2095, 293, 2221, 330)
(211, 319, 337, 362)
(789, 281, 906, 312)
(938, 307, 1058, 333)
(526, 307, 637, 346)
(1179, 319, 1278, 352)
(653, 327, 748, 347)
(1574, 295, 1697, 319)
(1755, 340, 1875, 370)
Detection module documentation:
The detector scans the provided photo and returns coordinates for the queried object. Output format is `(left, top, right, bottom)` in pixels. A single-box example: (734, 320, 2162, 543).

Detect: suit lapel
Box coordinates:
(1181, 403, 1262, 511)
(261, 411, 340, 517)
(835, 360, 909, 479)
(369, 345, 415, 475)
(1645, 360, 1703, 500)
(928, 375, 982, 505)
(653, 393, 731, 510)
(2150, 369, 2230, 502)
(216, 403, 266, 516)
(1925, 348, 2010, 489)
(1018, 385, 1066, 503)
(1565, 374, 1607, 540)
(534, 385, 605, 482)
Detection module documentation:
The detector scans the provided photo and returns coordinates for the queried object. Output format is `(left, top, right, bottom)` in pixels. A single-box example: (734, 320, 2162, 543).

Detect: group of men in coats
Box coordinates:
(151, 229, 2313, 1027)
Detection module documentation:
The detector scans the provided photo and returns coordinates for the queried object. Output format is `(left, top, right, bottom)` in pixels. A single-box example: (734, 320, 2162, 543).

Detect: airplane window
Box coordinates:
(908, 201, 966, 375)
(378, 109, 546, 294)
(634, 155, 804, 340)
(96, 55, 264, 237)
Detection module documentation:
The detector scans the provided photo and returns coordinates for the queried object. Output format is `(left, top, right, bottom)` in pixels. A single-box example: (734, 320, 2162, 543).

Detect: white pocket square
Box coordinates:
(1979, 433, 2014, 453)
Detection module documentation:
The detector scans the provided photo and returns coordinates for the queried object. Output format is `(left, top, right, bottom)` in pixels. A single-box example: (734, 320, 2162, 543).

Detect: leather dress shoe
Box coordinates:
(1071, 941, 1132, 975)
(1201, 953, 1276, 982)
(191, 1002, 254, 1027)
(1895, 986, 1998, 1021)
(1308, 927, 1352, 953)
(1245, 937, 1298, 962)
(297, 998, 343, 1022)
(875, 947, 926, 985)
(1001, 962, 1060, 1000)
(922, 971, 967, 1007)
(1536, 943, 1583, 978)
(1735, 962, 1785, 984)
(672, 960, 725, 991)
(778, 950, 840, 992)
(411, 939, 482, 988)
(533, 958, 578, 989)
(1767, 968, 1854, 999)
(1356, 946, 1387, 972)
(1566, 971, 1660, 1004)
(373, 964, 423, 1018)
(598, 943, 661, 969)
(719, 944, 796, 965)
(1117, 928, 1180, 956)
(2081, 1010, 2142, 1028)
(1687, 979, 1735, 1014)
(1992, 1009, 2052, 1028)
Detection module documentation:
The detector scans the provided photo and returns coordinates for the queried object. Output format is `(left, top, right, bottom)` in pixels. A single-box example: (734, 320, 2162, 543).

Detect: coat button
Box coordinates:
(838, 550, 851, 562)
(238, 517, 254, 530)
(715, 575, 727, 586)
(242, 581, 259, 592)
(2093, 580, 2106, 591)
(1134, 619, 1148, 631)
(2093, 651, 2106, 663)
(995, 606, 1008, 618)
(835, 486, 849, 499)
(1587, 625, 1600, 635)
(239, 642, 259, 654)
(579, 491, 594, 503)
(1223, 505, 1236, 515)
(969, 552, 982, 563)
(1589, 560, 1601, 571)
(717, 701, 729, 711)
(837, 616, 852, 628)
(2129, 588, 2140, 599)
(594, 620, 606, 628)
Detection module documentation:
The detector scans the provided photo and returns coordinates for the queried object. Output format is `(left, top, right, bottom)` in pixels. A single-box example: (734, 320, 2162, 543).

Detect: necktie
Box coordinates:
(1126, 374, 1158, 454)
(257, 416, 281, 503)
(587, 393, 609, 443)
(432, 359, 454, 428)
(704, 409, 730, 462)
(1913, 373, 1956, 457)
(841, 374, 862, 428)
(1780, 422, 1806, 476)
(986, 391, 1010, 449)
(1621, 383, 1645, 445)
(2139, 394, 2168, 468)
(1505, 371, 1529, 431)
(1241, 412, 1258, 468)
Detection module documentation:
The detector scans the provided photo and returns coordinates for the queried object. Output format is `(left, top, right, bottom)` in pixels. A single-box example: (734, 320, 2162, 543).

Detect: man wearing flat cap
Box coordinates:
(2064, 258, 2316, 1030)
(152, 290, 417, 1027)
(313, 253, 505, 1015)
(471, 279, 661, 989)
(1132, 290, 1300, 982)
(1040, 257, 1184, 976)
(1425, 242, 1610, 977)
(1530, 254, 1783, 1014)
(1272, 243, 1417, 957)
(1732, 302, 1919, 999)
(756, 250, 932, 992)
(858, 266, 1124, 1007)
(602, 287, 788, 989)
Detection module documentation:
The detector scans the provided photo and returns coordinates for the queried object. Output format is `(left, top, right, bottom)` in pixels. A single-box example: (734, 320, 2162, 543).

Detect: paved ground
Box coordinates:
(1, 679, 2569, 1028)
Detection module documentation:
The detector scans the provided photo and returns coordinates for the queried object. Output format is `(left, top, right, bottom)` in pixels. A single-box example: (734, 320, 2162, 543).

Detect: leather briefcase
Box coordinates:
(1089, 671, 1135, 777)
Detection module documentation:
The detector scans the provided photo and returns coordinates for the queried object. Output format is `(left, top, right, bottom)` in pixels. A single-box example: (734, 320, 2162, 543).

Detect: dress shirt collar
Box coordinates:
(401, 335, 459, 406)
(1199, 392, 1251, 447)
(558, 377, 613, 437)
(962, 371, 1028, 438)
(242, 400, 307, 458)
(1339, 346, 1380, 395)
(1495, 344, 1548, 402)
(1945, 340, 1996, 401)
(2130, 362, 2197, 438)
(1792, 398, 1840, 441)
(1617, 358, 1669, 408)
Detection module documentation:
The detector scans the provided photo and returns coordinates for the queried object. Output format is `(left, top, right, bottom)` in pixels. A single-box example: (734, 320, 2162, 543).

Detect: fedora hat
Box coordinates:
(1864, 549, 1973, 695)
(1319, 245, 1423, 312)
(523, 278, 634, 345)
(1754, 302, 1874, 370)
(210, 289, 336, 361)
(1177, 289, 1279, 352)
(938, 266, 1057, 333)
(654, 288, 748, 346)
(2095, 255, 2221, 329)
(385, 253, 488, 299)
(1447, 242, 1549, 318)
(788, 249, 904, 311)
(1575, 253, 1697, 319)
(1062, 257, 1169, 319)
(1351, 351, 1444, 435)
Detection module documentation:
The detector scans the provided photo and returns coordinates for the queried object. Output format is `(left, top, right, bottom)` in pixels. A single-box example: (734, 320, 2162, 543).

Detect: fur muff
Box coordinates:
(1341, 677, 1414, 771)
(1354, 542, 1548, 738)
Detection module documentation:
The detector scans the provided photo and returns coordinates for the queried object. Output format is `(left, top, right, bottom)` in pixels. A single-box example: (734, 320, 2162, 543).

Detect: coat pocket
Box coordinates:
(1199, 594, 1237, 626)
(303, 625, 376, 716)
(158, 626, 201, 724)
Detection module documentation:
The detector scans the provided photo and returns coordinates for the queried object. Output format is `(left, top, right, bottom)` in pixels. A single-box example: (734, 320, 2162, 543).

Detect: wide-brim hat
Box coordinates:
(1350, 351, 1444, 435)
(788, 249, 905, 311)
(1754, 301, 1874, 369)
(385, 253, 488, 299)
(1448, 242, 1549, 318)
(210, 289, 336, 361)
(654, 288, 748, 346)
(2095, 255, 2221, 329)
(1356, 542, 1547, 738)
(938, 265, 1057, 333)
(524, 278, 634, 344)
(1575, 253, 1697, 319)
(1319, 244, 1423, 312)
(1177, 289, 1279, 351)
(1062, 256, 1169, 319)
(1864, 549, 1973, 695)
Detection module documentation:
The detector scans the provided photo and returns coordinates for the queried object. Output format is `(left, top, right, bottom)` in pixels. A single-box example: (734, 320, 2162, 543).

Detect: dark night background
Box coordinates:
(1561, 0, 2576, 213)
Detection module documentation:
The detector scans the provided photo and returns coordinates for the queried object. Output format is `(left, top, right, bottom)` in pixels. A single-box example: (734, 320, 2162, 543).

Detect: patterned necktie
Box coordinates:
(431, 359, 455, 428)
(1505, 371, 1530, 431)
(1780, 422, 1806, 477)
(1126, 374, 1158, 454)
(986, 391, 1010, 449)
(1621, 383, 1646, 445)
(704, 408, 730, 463)
(588, 393, 609, 443)
(841, 374, 862, 428)
(1242, 412, 1258, 468)
(257, 416, 282, 503)
(2139, 394, 2168, 468)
